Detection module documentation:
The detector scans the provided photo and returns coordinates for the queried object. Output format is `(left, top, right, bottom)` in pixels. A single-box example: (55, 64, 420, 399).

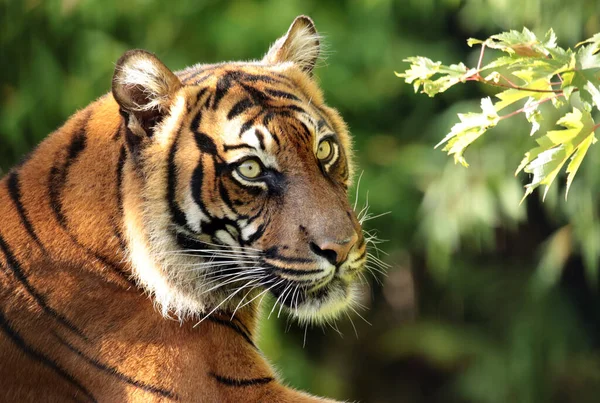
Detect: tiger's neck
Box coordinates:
(1, 96, 129, 283)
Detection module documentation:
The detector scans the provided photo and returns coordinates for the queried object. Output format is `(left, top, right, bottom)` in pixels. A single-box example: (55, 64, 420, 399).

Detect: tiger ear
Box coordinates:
(263, 15, 321, 75)
(112, 49, 182, 137)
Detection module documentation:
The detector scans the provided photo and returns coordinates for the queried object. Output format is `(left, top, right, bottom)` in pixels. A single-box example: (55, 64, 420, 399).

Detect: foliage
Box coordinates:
(397, 28, 600, 200)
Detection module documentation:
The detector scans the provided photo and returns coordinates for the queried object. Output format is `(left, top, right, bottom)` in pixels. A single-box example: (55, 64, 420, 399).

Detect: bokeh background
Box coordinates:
(2, 0, 600, 402)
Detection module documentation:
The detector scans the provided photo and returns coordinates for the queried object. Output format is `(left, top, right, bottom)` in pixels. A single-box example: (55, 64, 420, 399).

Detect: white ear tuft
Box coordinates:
(263, 15, 322, 75)
(112, 50, 182, 137)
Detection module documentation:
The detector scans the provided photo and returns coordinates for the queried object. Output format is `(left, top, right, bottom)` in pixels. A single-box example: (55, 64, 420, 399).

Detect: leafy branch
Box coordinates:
(396, 29, 600, 200)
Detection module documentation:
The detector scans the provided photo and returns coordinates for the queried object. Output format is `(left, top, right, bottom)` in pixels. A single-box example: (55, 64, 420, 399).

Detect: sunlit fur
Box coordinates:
(0, 15, 367, 402)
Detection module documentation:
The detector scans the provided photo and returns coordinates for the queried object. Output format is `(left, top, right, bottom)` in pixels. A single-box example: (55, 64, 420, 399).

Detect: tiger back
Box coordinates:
(0, 16, 366, 402)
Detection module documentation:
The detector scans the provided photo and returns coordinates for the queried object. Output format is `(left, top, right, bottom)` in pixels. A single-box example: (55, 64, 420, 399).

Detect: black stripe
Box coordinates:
(268, 265, 325, 276)
(254, 129, 266, 151)
(112, 145, 127, 252)
(262, 111, 275, 127)
(317, 119, 332, 132)
(244, 223, 265, 245)
(47, 136, 133, 285)
(231, 317, 253, 341)
(0, 234, 88, 340)
(190, 156, 209, 216)
(218, 180, 237, 215)
(213, 71, 241, 110)
(190, 109, 202, 133)
(297, 121, 313, 143)
(195, 87, 208, 105)
(167, 128, 189, 229)
(239, 83, 271, 106)
(237, 72, 280, 84)
(48, 165, 68, 227)
(54, 334, 178, 400)
(194, 132, 218, 155)
(67, 129, 87, 161)
(264, 89, 300, 101)
(207, 316, 256, 348)
(192, 74, 213, 85)
(264, 247, 315, 264)
(222, 143, 257, 152)
(6, 171, 47, 252)
(276, 104, 307, 115)
(203, 93, 213, 109)
(49, 127, 88, 228)
(180, 65, 220, 84)
(0, 310, 96, 402)
(209, 372, 273, 387)
(239, 115, 258, 137)
(227, 98, 254, 120)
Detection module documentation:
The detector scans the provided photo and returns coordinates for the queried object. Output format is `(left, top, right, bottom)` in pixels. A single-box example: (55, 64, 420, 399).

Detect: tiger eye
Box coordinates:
(236, 159, 262, 179)
(316, 139, 333, 161)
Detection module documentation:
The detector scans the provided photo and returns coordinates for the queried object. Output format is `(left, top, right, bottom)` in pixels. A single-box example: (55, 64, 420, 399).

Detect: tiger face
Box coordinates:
(114, 16, 366, 323)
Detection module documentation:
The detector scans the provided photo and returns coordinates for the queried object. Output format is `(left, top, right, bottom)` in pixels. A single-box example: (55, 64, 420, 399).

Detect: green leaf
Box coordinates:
(565, 134, 596, 197)
(562, 85, 576, 101)
(467, 38, 484, 47)
(524, 97, 543, 136)
(436, 97, 500, 167)
(494, 79, 553, 111)
(572, 45, 600, 109)
(397, 28, 600, 202)
(395, 57, 476, 97)
(583, 81, 600, 111)
(520, 108, 596, 200)
(576, 32, 600, 50)
(484, 28, 558, 58)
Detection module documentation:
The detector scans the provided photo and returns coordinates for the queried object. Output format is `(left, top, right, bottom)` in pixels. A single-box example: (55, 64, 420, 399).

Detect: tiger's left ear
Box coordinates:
(112, 49, 182, 138)
(263, 15, 321, 75)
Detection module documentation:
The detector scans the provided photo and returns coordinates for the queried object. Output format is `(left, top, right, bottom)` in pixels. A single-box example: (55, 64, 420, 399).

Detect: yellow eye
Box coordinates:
(236, 159, 263, 179)
(317, 139, 333, 161)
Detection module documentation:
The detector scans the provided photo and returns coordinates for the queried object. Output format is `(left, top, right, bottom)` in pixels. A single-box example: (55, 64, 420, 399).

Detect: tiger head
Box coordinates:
(113, 16, 367, 323)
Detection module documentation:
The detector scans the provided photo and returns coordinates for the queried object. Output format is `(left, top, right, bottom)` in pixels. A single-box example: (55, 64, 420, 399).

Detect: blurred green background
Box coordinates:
(2, 0, 600, 402)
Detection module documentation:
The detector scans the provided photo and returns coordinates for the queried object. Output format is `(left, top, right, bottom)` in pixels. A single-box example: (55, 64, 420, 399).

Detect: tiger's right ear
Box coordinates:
(112, 50, 182, 138)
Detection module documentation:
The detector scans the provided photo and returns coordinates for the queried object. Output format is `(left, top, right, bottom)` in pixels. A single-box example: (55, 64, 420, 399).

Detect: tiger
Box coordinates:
(0, 15, 367, 403)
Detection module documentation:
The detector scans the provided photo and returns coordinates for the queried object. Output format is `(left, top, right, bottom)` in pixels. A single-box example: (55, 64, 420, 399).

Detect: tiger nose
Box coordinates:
(310, 233, 359, 266)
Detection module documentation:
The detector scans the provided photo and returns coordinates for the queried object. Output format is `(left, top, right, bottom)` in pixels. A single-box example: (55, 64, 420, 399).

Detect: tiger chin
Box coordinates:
(0, 15, 366, 403)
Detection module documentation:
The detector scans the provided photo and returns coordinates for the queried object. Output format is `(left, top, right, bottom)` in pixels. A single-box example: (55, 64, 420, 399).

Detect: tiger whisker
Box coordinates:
(366, 252, 391, 268)
(158, 249, 259, 257)
(197, 271, 266, 288)
(330, 319, 343, 338)
(303, 323, 309, 348)
(230, 278, 279, 319)
(278, 283, 297, 318)
(360, 211, 392, 223)
(348, 305, 371, 326)
(175, 261, 257, 270)
(168, 237, 262, 252)
(194, 278, 262, 328)
(345, 311, 359, 339)
(352, 170, 364, 212)
(364, 264, 387, 277)
(237, 278, 286, 313)
(198, 273, 267, 295)
(268, 281, 293, 319)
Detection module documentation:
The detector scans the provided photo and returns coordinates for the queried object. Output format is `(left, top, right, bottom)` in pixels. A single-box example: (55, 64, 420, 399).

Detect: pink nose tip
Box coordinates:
(311, 233, 359, 266)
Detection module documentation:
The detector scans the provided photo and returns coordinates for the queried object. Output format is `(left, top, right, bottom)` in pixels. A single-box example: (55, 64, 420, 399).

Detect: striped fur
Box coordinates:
(0, 16, 364, 402)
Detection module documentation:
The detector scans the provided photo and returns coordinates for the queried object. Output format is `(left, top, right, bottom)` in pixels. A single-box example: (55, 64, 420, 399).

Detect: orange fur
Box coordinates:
(0, 16, 364, 402)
